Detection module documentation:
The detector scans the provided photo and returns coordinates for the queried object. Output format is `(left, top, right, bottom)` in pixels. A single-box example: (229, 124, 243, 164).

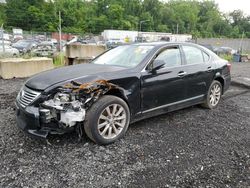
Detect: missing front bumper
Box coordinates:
(15, 102, 73, 139)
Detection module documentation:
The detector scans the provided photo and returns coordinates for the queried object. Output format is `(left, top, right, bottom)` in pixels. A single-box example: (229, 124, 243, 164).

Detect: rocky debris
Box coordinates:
(0, 78, 249, 187)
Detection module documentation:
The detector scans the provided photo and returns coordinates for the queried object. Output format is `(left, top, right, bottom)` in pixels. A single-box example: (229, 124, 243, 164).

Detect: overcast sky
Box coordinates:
(160, 0, 250, 15)
(215, 0, 250, 15)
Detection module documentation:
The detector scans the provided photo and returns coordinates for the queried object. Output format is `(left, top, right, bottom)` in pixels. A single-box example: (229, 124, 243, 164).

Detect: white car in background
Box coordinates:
(0, 45, 19, 57)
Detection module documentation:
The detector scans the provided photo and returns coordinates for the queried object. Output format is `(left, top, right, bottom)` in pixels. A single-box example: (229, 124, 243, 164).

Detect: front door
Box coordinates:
(141, 45, 187, 112)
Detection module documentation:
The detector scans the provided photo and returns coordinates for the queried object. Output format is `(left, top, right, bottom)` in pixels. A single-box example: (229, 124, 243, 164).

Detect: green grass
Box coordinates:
(219, 54, 233, 62)
(53, 53, 65, 67)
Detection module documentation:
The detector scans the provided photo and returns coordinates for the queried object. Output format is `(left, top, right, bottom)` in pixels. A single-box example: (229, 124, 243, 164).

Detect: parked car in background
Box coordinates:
(135, 36, 147, 43)
(214, 47, 237, 55)
(12, 39, 38, 54)
(34, 35, 46, 42)
(0, 40, 11, 45)
(0, 31, 11, 45)
(106, 39, 124, 49)
(200, 44, 216, 53)
(54, 40, 67, 51)
(13, 35, 24, 42)
(0, 45, 19, 57)
(33, 41, 57, 57)
(50, 39, 58, 45)
(13, 28, 24, 42)
(16, 42, 231, 145)
(76, 38, 97, 44)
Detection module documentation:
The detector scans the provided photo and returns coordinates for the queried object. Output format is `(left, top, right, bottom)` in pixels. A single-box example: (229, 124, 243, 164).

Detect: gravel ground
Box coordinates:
(231, 62, 250, 78)
(0, 78, 250, 188)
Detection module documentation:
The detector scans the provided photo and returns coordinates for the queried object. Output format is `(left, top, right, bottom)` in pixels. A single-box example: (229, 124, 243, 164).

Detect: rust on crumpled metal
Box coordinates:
(63, 80, 116, 94)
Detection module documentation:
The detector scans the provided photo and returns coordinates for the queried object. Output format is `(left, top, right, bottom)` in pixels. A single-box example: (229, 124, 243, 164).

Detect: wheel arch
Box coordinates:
(105, 88, 130, 109)
(214, 76, 225, 94)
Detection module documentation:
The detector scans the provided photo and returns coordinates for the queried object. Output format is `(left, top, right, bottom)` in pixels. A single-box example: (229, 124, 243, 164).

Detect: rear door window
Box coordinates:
(182, 46, 204, 65)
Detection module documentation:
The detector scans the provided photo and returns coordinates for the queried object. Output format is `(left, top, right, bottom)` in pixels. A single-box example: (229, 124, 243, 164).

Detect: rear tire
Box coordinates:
(202, 80, 222, 109)
(84, 95, 130, 145)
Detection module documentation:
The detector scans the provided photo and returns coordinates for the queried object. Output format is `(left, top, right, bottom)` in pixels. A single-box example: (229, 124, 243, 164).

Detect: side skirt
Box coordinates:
(131, 95, 205, 123)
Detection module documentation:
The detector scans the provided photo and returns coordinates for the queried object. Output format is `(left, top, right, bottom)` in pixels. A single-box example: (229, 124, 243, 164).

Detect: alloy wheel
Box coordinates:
(209, 83, 221, 107)
(97, 104, 127, 139)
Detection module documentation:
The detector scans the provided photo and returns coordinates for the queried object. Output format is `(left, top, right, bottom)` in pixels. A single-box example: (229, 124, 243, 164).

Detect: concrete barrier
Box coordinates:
(0, 57, 54, 79)
(65, 44, 107, 65)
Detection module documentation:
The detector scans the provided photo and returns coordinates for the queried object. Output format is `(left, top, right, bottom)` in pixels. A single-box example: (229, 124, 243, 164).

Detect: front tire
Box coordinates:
(84, 95, 130, 145)
(202, 80, 222, 109)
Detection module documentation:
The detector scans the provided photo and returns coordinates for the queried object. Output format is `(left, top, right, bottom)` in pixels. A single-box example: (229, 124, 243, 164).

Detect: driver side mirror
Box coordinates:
(147, 59, 165, 73)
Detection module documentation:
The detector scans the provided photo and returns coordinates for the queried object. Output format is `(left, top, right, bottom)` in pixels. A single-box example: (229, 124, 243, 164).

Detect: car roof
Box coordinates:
(132, 41, 220, 59)
(39, 41, 54, 45)
(17, 40, 33, 43)
(133, 42, 212, 52)
(132, 41, 199, 47)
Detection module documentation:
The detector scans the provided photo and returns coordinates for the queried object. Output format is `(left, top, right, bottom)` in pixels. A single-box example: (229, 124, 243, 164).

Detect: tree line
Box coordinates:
(0, 0, 249, 38)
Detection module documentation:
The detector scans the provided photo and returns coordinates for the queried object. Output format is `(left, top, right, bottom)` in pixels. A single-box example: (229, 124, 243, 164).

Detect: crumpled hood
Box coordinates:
(25, 63, 126, 90)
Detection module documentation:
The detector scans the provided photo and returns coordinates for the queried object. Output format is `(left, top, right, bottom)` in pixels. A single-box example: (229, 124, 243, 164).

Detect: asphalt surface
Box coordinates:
(0, 77, 250, 187)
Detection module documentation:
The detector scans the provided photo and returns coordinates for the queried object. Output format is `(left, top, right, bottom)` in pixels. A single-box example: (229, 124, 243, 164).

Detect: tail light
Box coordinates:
(227, 63, 231, 72)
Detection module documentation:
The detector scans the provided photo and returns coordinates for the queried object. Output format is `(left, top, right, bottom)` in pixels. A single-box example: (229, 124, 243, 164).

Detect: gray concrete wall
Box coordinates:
(66, 44, 107, 59)
(0, 57, 54, 79)
(197, 38, 250, 53)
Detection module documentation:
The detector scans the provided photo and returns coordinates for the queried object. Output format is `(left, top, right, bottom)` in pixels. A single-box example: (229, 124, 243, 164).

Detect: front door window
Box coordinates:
(154, 47, 182, 68)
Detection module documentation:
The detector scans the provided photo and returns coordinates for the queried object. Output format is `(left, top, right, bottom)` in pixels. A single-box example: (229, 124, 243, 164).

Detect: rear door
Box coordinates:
(181, 45, 214, 99)
(141, 45, 187, 111)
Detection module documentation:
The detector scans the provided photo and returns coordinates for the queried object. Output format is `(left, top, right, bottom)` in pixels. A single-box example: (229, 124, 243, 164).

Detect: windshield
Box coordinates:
(92, 45, 154, 68)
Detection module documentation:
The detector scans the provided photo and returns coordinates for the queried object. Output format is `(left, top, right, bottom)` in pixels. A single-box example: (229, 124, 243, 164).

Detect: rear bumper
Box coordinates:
(15, 102, 49, 139)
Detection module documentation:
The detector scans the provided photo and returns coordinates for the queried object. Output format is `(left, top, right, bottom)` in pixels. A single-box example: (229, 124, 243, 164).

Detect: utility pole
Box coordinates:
(59, 11, 62, 52)
(239, 31, 244, 53)
(138, 20, 149, 41)
(58, 11, 63, 64)
(176, 23, 179, 34)
(1, 24, 5, 53)
(139, 21, 143, 33)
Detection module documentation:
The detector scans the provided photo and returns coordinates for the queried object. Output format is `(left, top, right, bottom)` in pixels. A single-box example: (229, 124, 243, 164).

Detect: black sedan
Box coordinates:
(15, 42, 231, 145)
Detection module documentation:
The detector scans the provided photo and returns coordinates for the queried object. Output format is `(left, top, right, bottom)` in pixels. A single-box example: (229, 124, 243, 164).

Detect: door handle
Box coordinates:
(178, 71, 187, 77)
(207, 66, 212, 72)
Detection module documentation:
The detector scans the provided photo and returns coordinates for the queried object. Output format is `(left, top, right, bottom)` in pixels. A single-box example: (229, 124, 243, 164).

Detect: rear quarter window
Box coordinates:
(203, 52, 210, 62)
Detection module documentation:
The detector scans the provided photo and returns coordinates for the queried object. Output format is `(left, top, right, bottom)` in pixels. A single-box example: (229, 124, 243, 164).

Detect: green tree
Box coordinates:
(0, 3, 6, 25)
(229, 10, 250, 36)
(107, 4, 124, 29)
(1, 0, 249, 38)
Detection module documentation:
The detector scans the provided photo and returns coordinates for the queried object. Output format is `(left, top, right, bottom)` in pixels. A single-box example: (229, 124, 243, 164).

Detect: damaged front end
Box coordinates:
(39, 80, 117, 136)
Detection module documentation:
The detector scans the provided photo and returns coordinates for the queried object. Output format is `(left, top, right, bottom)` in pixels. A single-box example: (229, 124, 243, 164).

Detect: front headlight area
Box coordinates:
(39, 92, 86, 128)
(38, 79, 118, 130)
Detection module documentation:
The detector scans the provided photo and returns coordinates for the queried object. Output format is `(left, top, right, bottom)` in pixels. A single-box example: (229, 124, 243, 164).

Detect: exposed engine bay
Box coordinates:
(39, 80, 117, 129)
